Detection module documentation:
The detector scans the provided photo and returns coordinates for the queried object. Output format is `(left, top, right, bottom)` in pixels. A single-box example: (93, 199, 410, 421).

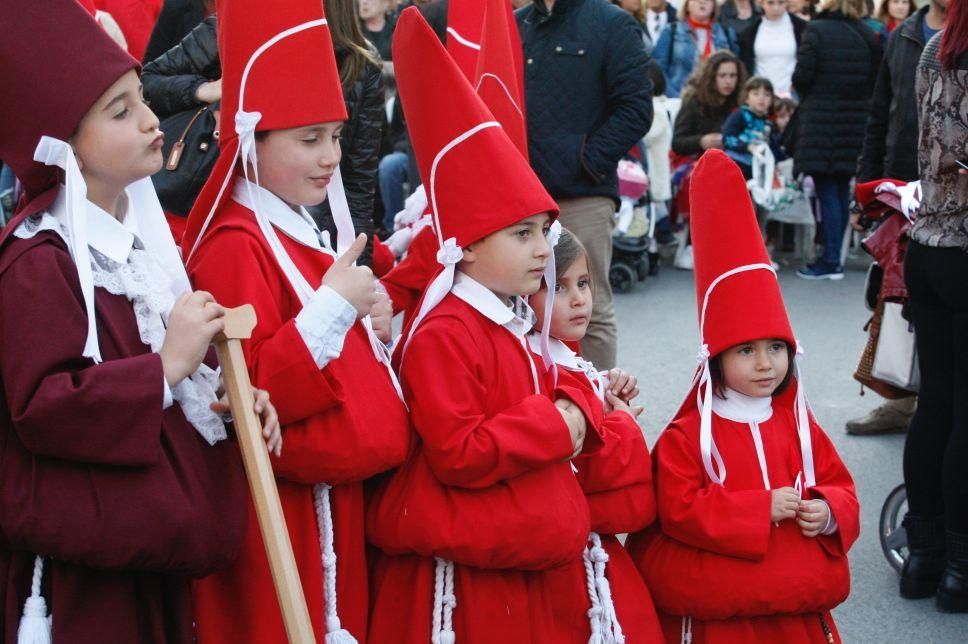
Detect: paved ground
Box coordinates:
(613, 250, 967, 643)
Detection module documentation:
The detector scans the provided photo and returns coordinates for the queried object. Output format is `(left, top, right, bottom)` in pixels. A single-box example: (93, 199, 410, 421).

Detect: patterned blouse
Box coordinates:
(909, 33, 968, 251)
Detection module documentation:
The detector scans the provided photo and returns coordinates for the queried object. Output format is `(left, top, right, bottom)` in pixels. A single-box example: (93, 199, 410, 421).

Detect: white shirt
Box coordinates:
(646, 8, 670, 45)
(754, 12, 797, 98)
(231, 179, 357, 369)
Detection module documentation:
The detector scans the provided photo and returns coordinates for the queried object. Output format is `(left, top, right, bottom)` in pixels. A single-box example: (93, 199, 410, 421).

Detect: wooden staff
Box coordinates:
(214, 304, 316, 644)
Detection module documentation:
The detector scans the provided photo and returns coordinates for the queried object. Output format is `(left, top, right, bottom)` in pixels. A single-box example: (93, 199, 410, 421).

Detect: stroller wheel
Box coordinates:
(636, 259, 649, 282)
(880, 483, 909, 574)
(609, 263, 636, 294)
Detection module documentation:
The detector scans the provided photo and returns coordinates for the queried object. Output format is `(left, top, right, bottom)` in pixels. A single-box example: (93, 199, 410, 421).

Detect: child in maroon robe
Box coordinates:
(0, 1, 279, 642)
(527, 227, 664, 643)
(365, 9, 603, 643)
(626, 151, 860, 644)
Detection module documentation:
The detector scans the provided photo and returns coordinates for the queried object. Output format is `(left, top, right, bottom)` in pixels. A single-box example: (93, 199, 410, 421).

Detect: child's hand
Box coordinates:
(555, 398, 587, 459)
(210, 387, 282, 457)
(369, 290, 393, 344)
(796, 499, 830, 538)
(323, 233, 377, 319)
(605, 390, 643, 420)
(161, 290, 225, 386)
(607, 368, 639, 402)
(770, 487, 800, 523)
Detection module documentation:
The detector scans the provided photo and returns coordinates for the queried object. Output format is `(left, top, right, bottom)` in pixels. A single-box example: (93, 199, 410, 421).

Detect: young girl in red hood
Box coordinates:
(527, 226, 664, 643)
(627, 150, 860, 644)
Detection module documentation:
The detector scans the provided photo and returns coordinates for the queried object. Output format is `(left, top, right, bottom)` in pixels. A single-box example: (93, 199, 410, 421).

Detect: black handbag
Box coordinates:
(151, 102, 220, 216)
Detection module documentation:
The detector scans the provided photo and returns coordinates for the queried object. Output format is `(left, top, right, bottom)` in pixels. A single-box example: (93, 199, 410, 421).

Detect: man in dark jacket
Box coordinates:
(845, 0, 947, 437)
(855, 0, 948, 184)
(517, 0, 653, 370)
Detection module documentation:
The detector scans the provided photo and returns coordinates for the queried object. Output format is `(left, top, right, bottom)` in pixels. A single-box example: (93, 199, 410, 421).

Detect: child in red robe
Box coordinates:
(627, 151, 860, 644)
(181, 0, 411, 641)
(528, 226, 664, 643)
(0, 1, 279, 641)
(365, 9, 603, 643)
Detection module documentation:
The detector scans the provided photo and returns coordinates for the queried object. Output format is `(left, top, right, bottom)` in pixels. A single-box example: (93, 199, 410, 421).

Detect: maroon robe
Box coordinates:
(0, 230, 248, 643)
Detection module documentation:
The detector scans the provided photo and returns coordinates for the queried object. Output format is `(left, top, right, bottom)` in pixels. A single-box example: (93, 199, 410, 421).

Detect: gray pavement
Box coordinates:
(613, 255, 967, 643)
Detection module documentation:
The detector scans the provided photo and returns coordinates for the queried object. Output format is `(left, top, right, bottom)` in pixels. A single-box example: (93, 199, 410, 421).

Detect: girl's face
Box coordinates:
(461, 213, 552, 301)
(719, 338, 790, 398)
(688, 0, 716, 21)
(71, 69, 164, 202)
(760, 0, 789, 20)
(715, 62, 739, 97)
(887, 0, 911, 20)
(254, 122, 342, 207)
(774, 106, 793, 131)
(532, 254, 593, 343)
(359, 0, 387, 20)
(746, 87, 774, 116)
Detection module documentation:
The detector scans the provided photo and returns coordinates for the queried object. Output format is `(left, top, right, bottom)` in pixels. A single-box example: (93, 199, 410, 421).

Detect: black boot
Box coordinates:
(937, 531, 968, 612)
(900, 514, 945, 599)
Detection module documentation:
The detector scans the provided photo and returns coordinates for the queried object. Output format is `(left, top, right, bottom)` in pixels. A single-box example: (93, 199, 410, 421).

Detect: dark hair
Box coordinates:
(940, 0, 968, 72)
(741, 76, 775, 104)
(682, 50, 748, 117)
(324, 0, 381, 91)
(553, 227, 590, 281)
(709, 340, 797, 399)
(648, 59, 667, 98)
(773, 96, 798, 113)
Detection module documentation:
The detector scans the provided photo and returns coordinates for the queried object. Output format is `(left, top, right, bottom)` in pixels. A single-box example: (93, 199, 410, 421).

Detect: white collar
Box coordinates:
(711, 387, 774, 424)
(452, 271, 535, 338)
(526, 334, 581, 370)
(49, 185, 136, 265)
(232, 177, 330, 252)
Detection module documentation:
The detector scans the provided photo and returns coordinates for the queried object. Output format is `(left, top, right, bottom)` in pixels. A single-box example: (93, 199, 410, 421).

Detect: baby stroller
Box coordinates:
(881, 483, 909, 573)
(610, 160, 659, 293)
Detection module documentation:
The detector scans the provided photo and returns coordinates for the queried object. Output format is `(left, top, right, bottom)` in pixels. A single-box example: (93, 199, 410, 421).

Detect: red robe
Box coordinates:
(187, 199, 411, 643)
(540, 366, 664, 643)
(626, 402, 859, 643)
(379, 225, 438, 323)
(0, 231, 247, 643)
(366, 293, 603, 643)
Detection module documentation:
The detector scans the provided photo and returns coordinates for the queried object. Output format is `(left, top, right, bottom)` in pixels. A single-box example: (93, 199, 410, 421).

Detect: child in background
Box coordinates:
(627, 151, 859, 643)
(722, 77, 787, 179)
(182, 0, 411, 641)
(366, 10, 602, 642)
(528, 227, 663, 643)
(0, 1, 279, 641)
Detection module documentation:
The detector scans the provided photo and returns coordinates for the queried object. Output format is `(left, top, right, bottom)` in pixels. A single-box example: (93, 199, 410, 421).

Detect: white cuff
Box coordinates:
(295, 285, 357, 368)
(162, 375, 174, 410)
(819, 499, 839, 535)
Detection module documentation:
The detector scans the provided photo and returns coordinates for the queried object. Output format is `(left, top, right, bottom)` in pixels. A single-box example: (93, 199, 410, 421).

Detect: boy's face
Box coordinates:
(460, 213, 553, 302)
(72, 69, 164, 196)
(719, 338, 789, 398)
(531, 253, 592, 343)
(746, 87, 774, 117)
(254, 122, 343, 207)
(775, 108, 793, 131)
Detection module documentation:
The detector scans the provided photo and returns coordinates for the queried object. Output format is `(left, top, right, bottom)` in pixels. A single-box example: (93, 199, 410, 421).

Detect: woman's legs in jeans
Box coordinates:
(903, 241, 968, 532)
(379, 151, 409, 232)
(813, 173, 851, 268)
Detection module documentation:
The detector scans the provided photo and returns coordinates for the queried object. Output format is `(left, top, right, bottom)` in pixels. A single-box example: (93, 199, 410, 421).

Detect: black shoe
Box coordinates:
(900, 515, 945, 599)
(937, 531, 968, 612)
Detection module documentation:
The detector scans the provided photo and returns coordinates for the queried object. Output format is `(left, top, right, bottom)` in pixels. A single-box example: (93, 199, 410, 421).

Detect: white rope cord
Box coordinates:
(583, 532, 625, 644)
(680, 616, 693, 644)
(313, 483, 357, 643)
(431, 557, 456, 644)
(17, 556, 51, 644)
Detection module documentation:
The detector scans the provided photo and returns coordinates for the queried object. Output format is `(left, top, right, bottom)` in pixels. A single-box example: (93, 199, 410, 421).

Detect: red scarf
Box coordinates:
(688, 17, 714, 59)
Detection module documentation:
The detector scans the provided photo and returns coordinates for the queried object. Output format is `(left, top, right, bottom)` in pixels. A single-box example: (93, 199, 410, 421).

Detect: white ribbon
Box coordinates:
(874, 180, 921, 222)
(400, 239, 463, 359)
(33, 137, 100, 363)
(539, 221, 562, 383)
(393, 184, 429, 231)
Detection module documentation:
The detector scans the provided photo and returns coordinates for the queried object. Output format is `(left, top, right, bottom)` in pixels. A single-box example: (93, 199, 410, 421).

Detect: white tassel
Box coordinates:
(583, 533, 624, 644)
(431, 557, 456, 644)
(18, 557, 51, 644)
(313, 483, 358, 644)
(680, 616, 693, 644)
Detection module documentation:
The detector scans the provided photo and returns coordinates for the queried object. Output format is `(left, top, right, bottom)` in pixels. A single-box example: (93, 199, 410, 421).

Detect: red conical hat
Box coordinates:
(0, 0, 138, 235)
(447, 0, 485, 82)
(182, 0, 347, 258)
(691, 150, 795, 359)
(474, 0, 528, 159)
(394, 6, 555, 249)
